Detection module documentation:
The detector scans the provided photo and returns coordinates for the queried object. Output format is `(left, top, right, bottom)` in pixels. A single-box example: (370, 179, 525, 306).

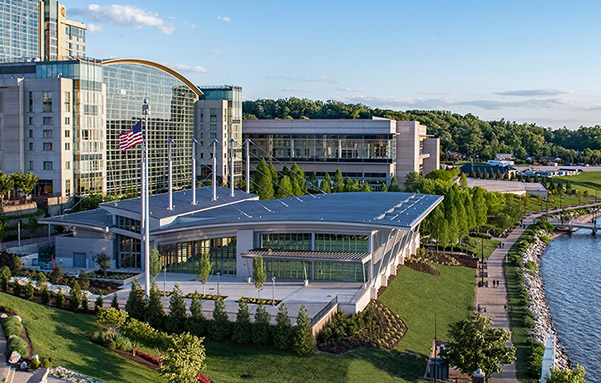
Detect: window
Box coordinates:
(200, 111, 204, 122)
(64, 143, 70, 150)
(200, 153, 204, 159)
(65, 179, 71, 196)
(43, 117, 53, 125)
(43, 130, 52, 138)
(210, 108, 217, 122)
(64, 130, 70, 138)
(64, 117, 70, 125)
(29, 130, 33, 138)
(29, 142, 33, 151)
(65, 161, 70, 169)
(43, 161, 53, 170)
(64, 91, 70, 112)
(43, 143, 53, 151)
(42, 92, 53, 112)
(210, 124, 217, 131)
(210, 132, 217, 139)
(29, 161, 34, 170)
(28, 117, 33, 125)
(28, 92, 33, 112)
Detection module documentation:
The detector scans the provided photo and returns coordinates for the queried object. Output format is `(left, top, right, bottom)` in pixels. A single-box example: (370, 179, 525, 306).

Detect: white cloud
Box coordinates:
(495, 89, 570, 97)
(208, 50, 221, 57)
(217, 16, 231, 22)
(167, 63, 208, 74)
(71, 4, 175, 35)
(86, 23, 104, 33)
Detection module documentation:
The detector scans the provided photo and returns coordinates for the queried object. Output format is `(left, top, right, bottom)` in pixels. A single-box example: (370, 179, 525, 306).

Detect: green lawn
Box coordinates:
(0, 266, 476, 383)
(458, 236, 500, 258)
(525, 194, 592, 214)
(554, 171, 601, 197)
(0, 293, 162, 383)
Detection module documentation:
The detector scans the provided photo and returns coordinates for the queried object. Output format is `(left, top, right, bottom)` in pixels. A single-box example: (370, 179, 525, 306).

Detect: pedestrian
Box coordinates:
(504, 303, 508, 312)
(478, 304, 481, 313)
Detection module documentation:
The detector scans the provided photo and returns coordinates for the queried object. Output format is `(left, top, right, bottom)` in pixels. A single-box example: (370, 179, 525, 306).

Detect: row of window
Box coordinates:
(26, 91, 71, 114)
(28, 160, 70, 171)
(260, 233, 369, 253)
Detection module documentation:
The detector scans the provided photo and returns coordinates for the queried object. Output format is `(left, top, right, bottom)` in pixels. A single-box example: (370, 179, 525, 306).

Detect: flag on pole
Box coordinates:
(119, 120, 143, 151)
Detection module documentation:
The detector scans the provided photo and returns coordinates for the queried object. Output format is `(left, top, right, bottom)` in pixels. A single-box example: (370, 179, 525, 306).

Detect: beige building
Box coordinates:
(243, 117, 439, 186)
(43, 0, 86, 61)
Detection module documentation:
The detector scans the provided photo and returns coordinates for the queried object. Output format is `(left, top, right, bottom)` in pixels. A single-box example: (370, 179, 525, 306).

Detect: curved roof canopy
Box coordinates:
(102, 58, 204, 97)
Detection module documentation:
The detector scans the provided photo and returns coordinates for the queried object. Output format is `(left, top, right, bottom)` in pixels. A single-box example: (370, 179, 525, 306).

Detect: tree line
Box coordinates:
(243, 98, 601, 164)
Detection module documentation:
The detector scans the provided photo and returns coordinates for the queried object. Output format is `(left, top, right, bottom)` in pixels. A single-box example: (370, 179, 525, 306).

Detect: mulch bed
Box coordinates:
(111, 349, 159, 371)
(404, 259, 440, 276)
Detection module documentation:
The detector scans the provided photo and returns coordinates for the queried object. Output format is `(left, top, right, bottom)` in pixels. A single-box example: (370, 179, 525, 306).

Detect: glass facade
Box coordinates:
(0, 0, 40, 63)
(104, 64, 196, 194)
(118, 234, 141, 268)
(265, 260, 312, 279)
(261, 233, 311, 250)
(159, 237, 236, 274)
(244, 134, 395, 163)
(260, 232, 369, 253)
(314, 262, 368, 282)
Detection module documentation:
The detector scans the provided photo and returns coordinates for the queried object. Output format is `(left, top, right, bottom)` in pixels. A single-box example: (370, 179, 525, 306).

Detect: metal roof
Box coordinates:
(241, 249, 370, 263)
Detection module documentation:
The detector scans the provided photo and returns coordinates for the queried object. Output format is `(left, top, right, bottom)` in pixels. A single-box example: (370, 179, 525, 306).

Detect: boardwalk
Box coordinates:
(476, 202, 601, 383)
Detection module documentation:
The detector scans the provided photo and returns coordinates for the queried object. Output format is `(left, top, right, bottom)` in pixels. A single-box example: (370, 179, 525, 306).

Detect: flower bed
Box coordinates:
(197, 373, 215, 383)
(50, 366, 105, 383)
(160, 291, 226, 300)
(86, 270, 139, 280)
(134, 349, 161, 366)
(236, 297, 281, 306)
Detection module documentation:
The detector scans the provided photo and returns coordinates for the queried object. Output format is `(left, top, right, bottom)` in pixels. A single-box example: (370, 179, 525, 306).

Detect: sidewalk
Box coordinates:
(476, 202, 601, 383)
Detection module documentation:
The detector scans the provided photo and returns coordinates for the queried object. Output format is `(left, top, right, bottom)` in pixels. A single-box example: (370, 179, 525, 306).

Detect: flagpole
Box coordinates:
(142, 99, 151, 297)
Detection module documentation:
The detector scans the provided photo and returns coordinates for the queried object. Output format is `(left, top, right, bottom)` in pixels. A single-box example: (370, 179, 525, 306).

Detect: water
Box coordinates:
(541, 229, 601, 382)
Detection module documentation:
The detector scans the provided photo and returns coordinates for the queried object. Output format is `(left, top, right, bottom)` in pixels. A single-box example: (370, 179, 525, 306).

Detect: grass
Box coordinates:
(0, 266, 475, 383)
(458, 236, 500, 258)
(503, 227, 538, 383)
(554, 171, 601, 197)
(0, 293, 162, 383)
(524, 194, 593, 214)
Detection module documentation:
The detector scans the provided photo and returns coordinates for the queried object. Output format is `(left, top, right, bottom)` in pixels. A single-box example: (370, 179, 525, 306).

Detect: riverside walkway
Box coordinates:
(476, 202, 601, 383)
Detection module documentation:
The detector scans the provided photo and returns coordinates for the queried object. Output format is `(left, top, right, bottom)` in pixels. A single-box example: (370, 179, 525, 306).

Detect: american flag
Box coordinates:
(119, 120, 143, 151)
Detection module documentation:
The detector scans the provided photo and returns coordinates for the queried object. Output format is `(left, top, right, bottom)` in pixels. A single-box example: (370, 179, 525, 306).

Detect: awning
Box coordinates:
(241, 249, 370, 263)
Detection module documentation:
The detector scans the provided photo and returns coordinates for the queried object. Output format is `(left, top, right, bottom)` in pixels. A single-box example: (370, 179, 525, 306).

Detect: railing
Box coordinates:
(310, 296, 338, 327)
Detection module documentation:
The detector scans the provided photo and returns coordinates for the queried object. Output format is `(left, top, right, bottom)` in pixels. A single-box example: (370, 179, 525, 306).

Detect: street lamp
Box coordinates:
(216, 272, 221, 296)
(163, 267, 167, 297)
(271, 276, 276, 306)
(481, 236, 485, 287)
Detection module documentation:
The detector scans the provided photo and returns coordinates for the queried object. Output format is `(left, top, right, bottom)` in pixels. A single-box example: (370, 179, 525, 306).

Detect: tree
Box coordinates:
(253, 257, 266, 299)
(293, 305, 315, 355)
(69, 281, 82, 311)
(185, 291, 206, 337)
(210, 295, 231, 341)
(320, 173, 331, 193)
(95, 293, 104, 313)
(473, 187, 488, 230)
(97, 308, 128, 338)
(11, 256, 22, 275)
(150, 249, 161, 283)
(441, 313, 516, 378)
(159, 333, 206, 383)
(55, 287, 65, 307)
(10, 171, 38, 198)
(50, 265, 63, 284)
(1, 266, 11, 291)
(545, 365, 586, 383)
(274, 303, 293, 351)
(125, 279, 146, 320)
(111, 294, 119, 309)
(388, 176, 401, 192)
(0, 171, 14, 203)
(196, 251, 212, 295)
(166, 284, 187, 333)
(41, 284, 51, 305)
(253, 159, 274, 200)
(145, 283, 166, 330)
(253, 304, 272, 345)
(232, 301, 252, 344)
(333, 169, 344, 193)
(96, 253, 111, 276)
(78, 270, 89, 290)
(276, 176, 293, 199)
(24, 280, 34, 299)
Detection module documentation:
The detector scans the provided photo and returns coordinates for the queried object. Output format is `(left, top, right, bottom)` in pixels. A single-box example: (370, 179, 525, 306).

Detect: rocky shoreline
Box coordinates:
(521, 232, 570, 369)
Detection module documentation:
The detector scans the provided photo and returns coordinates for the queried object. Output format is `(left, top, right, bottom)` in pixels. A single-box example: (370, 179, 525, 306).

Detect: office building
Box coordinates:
(243, 117, 440, 186)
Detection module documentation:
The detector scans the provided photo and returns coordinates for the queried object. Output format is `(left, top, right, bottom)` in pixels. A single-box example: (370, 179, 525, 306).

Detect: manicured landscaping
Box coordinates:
(86, 270, 140, 280)
(0, 292, 163, 383)
(554, 171, 601, 197)
(457, 236, 501, 258)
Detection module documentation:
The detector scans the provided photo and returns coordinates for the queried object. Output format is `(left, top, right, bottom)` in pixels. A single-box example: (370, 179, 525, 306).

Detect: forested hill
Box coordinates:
(242, 98, 601, 164)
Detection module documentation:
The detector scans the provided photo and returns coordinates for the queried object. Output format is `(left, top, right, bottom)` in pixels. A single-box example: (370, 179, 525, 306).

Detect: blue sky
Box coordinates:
(63, 0, 601, 129)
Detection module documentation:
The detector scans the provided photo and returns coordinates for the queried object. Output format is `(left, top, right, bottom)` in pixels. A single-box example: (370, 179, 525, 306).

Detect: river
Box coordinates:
(541, 229, 601, 382)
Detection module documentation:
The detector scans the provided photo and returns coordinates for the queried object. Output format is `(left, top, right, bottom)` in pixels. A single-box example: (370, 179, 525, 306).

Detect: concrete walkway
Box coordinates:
(477, 202, 601, 383)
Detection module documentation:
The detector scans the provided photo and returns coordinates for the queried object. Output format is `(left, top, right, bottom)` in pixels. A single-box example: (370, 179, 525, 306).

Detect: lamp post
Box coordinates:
(481, 236, 485, 287)
(163, 266, 167, 297)
(271, 276, 276, 306)
(216, 272, 221, 296)
(17, 221, 21, 247)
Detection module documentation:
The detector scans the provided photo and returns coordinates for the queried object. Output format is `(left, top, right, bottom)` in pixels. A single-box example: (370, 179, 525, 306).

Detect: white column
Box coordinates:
(167, 138, 173, 210)
(244, 139, 250, 194)
(211, 139, 217, 201)
(191, 138, 197, 205)
(142, 99, 151, 297)
(230, 138, 235, 197)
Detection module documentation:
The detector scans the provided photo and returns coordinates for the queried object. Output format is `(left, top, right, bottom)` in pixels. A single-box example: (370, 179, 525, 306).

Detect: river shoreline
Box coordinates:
(522, 211, 596, 370)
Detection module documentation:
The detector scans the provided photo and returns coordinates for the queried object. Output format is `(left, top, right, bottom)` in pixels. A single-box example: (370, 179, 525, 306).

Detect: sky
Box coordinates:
(62, 0, 601, 129)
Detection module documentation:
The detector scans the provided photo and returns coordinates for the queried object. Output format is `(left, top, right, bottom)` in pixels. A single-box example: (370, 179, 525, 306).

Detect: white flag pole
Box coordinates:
(142, 99, 151, 297)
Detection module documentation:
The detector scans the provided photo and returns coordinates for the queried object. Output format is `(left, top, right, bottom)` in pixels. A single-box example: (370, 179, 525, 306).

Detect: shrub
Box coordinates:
(1, 275, 8, 292)
(11, 256, 22, 275)
(7, 336, 28, 357)
(113, 334, 133, 351)
(525, 261, 537, 275)
(35, 271, 47, 287)
(30, 357, 40, 370)
(3, 316, 23, 336)
(185, 291, 206, 337)
(41, 285, 51, 305)
(50, 266, 63, 285)
(232, 301, 252, 344)
(1, 265, 11, 281)
(78, 270, 90, 290)
(90, 330, 109, 345)
(111, 294, 119, 309)
(523, 315, 535, 328)
(81, 294, 89, 311)
(69, 281, 82, 311)
(97, 308, 128, 338)
(125, 279, 146, 320)
(293, 305, 315, 355)
(122, 318, 157, 349)
(145, 284, 165, 330)
(274, 303, 293, 351)
(95, 293, 104, 313)
(166, 284, 187, 334)
(210, 295, 231, 341)
(253, 304, 272, 345)
(40, 357, 52, 368)
(13, 281, 22, 297)
(24, 280, 34, 299)
(527, 340, 545, 378)
(55, 288, 65, 307)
